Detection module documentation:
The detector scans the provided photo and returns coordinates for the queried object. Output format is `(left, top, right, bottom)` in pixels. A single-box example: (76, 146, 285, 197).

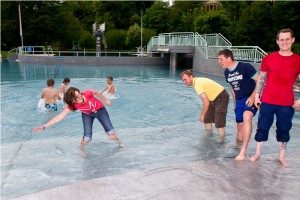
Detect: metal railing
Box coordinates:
(200, 33, 232, 46)
(207, 46, 267, 62)
(194, 32, 208, 58)
(147, 32, 267, 63)
(16, 48, 159, 58)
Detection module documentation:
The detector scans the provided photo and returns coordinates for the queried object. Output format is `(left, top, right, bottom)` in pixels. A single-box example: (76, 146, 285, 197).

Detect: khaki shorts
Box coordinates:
(204, 90, 229, 128)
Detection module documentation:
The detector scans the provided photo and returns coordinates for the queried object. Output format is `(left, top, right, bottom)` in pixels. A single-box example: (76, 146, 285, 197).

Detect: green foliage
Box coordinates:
(143, 28, 157, 47)
(1, 1, 300, 53)
(292, 43, 300, 55)
(79, 31, 95, 49)
(105, 29, 127, 50)
(194, 10, 230, 35)
(143, 1, 169, 33)
(126, 23, 141, 49)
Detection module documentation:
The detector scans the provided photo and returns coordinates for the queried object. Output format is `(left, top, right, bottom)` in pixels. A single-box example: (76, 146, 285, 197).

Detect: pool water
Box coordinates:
(1, 60, 300, 199)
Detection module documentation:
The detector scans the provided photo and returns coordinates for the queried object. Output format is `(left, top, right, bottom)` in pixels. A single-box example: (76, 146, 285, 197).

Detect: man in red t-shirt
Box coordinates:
(250, 28, 300, 167)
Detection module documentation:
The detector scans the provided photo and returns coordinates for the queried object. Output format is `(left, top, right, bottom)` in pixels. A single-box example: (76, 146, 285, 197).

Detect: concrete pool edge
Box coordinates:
(10, 153, 300, 200)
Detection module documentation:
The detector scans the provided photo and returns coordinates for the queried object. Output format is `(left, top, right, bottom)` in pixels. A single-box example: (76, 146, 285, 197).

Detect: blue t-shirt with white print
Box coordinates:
(224, 62, 257, 100)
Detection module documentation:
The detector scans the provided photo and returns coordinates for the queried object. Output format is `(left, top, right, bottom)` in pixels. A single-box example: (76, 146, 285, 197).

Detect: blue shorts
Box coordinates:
(255, 103, 294, 142)
(45, 103, 58, 111)
(235, 97, 258, 123)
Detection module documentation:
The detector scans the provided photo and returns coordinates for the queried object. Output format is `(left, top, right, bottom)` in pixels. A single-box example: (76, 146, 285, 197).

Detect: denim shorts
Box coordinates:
(204, 89, 229, 128)
(81, 107, 114, 142)
(235, 97, 258, 123)
(254, 102, 294, 142)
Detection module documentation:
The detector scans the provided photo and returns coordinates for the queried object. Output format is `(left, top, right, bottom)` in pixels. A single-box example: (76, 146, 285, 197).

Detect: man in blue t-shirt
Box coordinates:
(218, 49, 259, 161)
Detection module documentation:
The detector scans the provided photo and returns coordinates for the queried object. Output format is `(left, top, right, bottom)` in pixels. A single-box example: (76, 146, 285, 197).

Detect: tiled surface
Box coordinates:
(11, 153, 300, 200)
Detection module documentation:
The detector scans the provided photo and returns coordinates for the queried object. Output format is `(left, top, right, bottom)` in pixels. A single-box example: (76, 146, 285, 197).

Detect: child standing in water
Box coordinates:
(41, 78, 62, 111)
(100, 76, 115, 98)
(59, 77, 70, 97)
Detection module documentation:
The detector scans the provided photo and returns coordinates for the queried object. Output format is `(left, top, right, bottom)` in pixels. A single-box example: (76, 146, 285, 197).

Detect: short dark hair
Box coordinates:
(276, 28, 294, 40)
(218, 49, 234, 61)
(180, 69, 194, 78)
(47, 79, 55, 87)
(63, 77, 70, 83)
(107, 76, 113, 81)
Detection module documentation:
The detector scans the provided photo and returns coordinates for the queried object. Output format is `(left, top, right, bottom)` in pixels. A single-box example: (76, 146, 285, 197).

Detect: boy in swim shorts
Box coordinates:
(41, 78, 61, 111)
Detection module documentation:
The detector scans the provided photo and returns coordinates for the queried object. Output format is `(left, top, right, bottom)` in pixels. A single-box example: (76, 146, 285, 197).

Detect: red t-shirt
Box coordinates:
(67, 90, 104, 114)
(261, 52, 300, 106)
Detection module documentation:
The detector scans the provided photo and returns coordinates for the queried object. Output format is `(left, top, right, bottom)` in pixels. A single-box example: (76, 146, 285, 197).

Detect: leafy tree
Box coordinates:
(1, 2, 20, 49)
(269, 1, 300, 52)
(143, 1, 169, 33)
(233, 1, 273, 49)
(79, 31, 95, 49)
(194, 10, 230, 36)
(170, 1, 203, 32)
(105, 29, 127, 50)
(143, 28, 157, 47)
(126, 23, 141, 49)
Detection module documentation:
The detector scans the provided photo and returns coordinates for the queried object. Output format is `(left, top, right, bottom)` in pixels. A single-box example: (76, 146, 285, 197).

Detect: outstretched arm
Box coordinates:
(254, 71, 267, 108)
(91, 89, 111, 106)
(32, 107, 71, 133)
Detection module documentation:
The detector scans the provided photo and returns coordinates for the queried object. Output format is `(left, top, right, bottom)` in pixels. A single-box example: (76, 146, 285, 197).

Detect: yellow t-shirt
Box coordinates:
(193, 77, 224, 101)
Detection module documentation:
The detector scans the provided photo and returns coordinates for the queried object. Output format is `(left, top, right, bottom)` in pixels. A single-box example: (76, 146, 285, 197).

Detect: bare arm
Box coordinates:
(91, 89, 111, 106)
(199, 93, 210, 122)
(32, 107, 71, 133)
(254, 71, 267, 107)
(246, 73, 260, 107)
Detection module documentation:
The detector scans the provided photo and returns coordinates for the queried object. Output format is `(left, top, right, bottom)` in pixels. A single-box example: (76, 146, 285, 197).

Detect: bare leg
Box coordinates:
(204, 123, 213, 136)
(236, 112, 253, 161)
(236, 122, 243, 143)
(235, 122, 243, 149)
(215, 127, 225, 144)
(249, 141, 263, 162)
(278, 142, 289, 167)
(79, 140, 89, 158)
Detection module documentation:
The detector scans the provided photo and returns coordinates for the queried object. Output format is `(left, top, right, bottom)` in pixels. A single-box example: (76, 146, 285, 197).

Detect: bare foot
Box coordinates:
(235, 153, 246, 161)
(80, 140, 89, 145)
(279, 157, 290, 168)
(79, 143, 87, 158)
(249, 154, 260, 162)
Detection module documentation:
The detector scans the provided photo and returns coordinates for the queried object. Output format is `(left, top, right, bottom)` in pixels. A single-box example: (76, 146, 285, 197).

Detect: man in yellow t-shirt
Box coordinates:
(181, 70, 229, 143)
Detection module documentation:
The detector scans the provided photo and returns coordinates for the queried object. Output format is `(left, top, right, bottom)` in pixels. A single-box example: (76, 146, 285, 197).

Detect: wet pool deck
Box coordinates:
(11, 153, 300, 200)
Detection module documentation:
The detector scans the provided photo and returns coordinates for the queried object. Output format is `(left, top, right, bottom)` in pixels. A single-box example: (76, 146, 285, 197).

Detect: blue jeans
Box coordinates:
(81, 107, 114, 142)
(255, 103, 294, 142)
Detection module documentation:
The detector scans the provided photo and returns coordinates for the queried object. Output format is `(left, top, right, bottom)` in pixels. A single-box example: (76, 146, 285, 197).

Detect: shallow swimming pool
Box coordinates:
(1, 60, 300, 199)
